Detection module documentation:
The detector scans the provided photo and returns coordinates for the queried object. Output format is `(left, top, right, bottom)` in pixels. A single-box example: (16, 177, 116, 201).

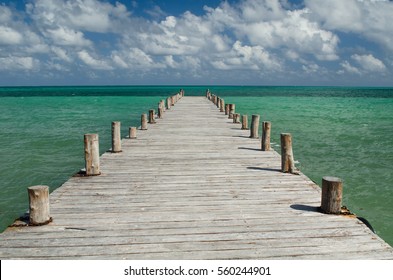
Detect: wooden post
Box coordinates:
(171, 96, 175, 106)
(141, 113, 148, 130)
(225, 104, 229, 115)
(280, 133, 297, 174)
(84, 133, 100, 175)
(216, 97, 220, 108)
(220, 99, 225, 112)
(250, 114, 260, 138)
(261, 121, 271, 151)
(233, 113, 240, 123)
(321, 177, 343, 214)
(158, 102, 164, 119)
(228, 104, 235, 119)
(129, 126, 137, 139)
(111, 121, 121, 153)
(28, 185, 50, 225)
(148, 109, 156, 124)
(241, 115, 248, 130)
(166, 97, 171, 110)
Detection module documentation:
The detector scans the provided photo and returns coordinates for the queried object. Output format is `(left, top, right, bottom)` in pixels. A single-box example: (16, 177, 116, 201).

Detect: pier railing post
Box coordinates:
(261, 121, 271, 151)
(158, 102, 164, 119)
(241, 115, 248, 130)
(321, 177, 343, 214)
(225, 104, 229, 115)
(112, 121, 121, 153)
(141, 113, 147, 130)
(166, 97, 171, 110)
(129, 126, 137, 139)
(250, 114, 260, 138)
(233, 113, 240, 123)
(148, 109, 156, 124)
(280, 133, 298, 174)
(228, 104, 235, 119)
(84, 133, 100, 175)
(220, 99, 225, 112)
(28, 185, 50, 225)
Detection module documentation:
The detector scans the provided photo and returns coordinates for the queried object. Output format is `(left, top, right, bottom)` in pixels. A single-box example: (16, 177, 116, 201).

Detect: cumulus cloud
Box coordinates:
(351, 54, 387, 72)
(78, 50, 113, 70)
(340, 61, 361, 75)
(305, 0, 393, 51)
(206, 0, 340, 61)
(26, 0, 129, 33)
(0, 26, 23, 45)
(0, 56, 39, 70)
(211, 40, 281, 71)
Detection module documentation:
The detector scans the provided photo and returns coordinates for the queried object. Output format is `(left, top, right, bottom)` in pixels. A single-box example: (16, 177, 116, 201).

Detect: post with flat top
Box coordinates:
(250, 114, 260, 138)
(220, 99, 225, 112)
(129, 126, 137, 139)
(241, 115, 248, 130)
(225, 104, 229, 115)
(149, 109, 156, 124)
(166, 97, 171, 110)
(233, 113, 240, 123)
(321, 177, 343, 214)
(261, 121, 271, 151)
(141, 114, 147, 130)
(84, 133, 100, 175)
(280, 133, 297, 174)
(28, 185, 51, 225)
(228, 104, 235, 119)
(111, 121, 121, 153)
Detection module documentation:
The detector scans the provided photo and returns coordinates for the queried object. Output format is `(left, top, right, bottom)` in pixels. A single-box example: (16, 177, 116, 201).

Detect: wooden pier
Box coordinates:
(1, 95, 392, 259)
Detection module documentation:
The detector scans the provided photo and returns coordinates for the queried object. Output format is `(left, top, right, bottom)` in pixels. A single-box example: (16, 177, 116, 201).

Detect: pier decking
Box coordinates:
(1, 96, 392, 259)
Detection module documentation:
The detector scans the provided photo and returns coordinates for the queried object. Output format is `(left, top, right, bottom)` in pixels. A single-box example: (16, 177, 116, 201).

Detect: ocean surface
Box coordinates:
(0, 86, 392, 246)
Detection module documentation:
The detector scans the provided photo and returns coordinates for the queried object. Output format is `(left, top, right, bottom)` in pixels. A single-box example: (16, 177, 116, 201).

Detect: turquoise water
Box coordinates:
(0, 86, 392, 247)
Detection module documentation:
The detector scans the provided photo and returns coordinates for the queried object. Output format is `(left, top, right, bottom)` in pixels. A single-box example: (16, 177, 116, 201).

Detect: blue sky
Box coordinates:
(0, 0, 392, 86)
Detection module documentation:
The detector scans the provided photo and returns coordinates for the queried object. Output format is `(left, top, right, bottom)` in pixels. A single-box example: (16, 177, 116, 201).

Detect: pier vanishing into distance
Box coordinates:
(1, 92, 392, 259)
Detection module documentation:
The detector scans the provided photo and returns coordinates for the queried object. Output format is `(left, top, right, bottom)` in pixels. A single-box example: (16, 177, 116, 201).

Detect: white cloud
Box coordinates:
(46, 27, 91, 47)
(51, 46, 73, 62)
(27, 0, 129, 33)
(340, 61, 361, 75)
(0, 26, 23, 45)
(206, 0, 339, 61)
(351, 54, 387, 72)
(305, 0, 393, 51)
(211, 40, 281, 71)
(78, 50, 113, 70)
(0, 56, 38, 70)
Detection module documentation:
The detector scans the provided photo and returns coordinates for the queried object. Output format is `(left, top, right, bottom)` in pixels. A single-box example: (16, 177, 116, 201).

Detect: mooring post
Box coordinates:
(261, 121, 271, 151)
(158, 102, 164, 119)
(225, 104, 229, 115)
(250, 114, 260, 138)
(171, 96, 175, 106)
(111, 121, 121, 153)
(166, 97, 171, 110)
(84, 133, 100, 175)
(216, 97, 220, 108)
(241, 115, 248, 130)
(129, 126, 137, 139)
(220, 99, 225, 112)
(148, 109, 156, 124)
(233, 113, 240, 123)
(228, 104, 235, 119)
(141, 113, 148, 130)
(28, 185, 50, 225)
(280, 133, 298, 174)
(321, 176, 343, 214)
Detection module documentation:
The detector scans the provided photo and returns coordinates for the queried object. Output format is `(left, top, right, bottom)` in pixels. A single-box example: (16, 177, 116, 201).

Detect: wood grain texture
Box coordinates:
(1, 96, 392, 260)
